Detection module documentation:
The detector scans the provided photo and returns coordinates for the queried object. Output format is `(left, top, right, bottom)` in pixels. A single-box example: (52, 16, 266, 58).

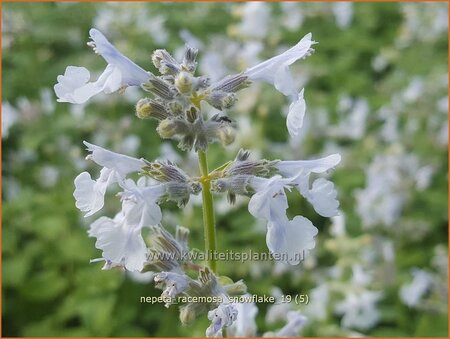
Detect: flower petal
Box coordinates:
(89, 28, 150, 86)
(248, 176, 290, 222)
(89, 214, 148, 271)
(286, 89, 306, 137)
(73, 168, 116, 217)
(244, 33, 314, 87)
(206, 304, 238, 337)
(266, 216, 318, 265)
(306, 178, 339, 217)
(84, 141, 145, 177)
(54, 66, 102, 104)
(276, 154, 341, 177)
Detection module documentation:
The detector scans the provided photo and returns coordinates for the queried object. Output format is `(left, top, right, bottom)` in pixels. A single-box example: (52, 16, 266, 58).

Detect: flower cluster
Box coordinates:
(57, 28, 340, 336)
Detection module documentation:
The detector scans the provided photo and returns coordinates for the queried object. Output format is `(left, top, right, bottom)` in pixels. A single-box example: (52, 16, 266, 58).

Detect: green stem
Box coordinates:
(198, 150, 217, 273)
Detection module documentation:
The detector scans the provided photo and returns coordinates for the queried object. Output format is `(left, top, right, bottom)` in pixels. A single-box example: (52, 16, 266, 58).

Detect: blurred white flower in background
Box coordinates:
(335, 290, 383, 330)
(332, 2, 353, 29)
(2, 101, 18, 139)
(234, 2, 271, 39)
(400, 269, 433, 307)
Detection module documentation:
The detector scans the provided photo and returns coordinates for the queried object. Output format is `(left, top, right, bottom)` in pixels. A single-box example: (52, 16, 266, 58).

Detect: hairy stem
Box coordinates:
(198, 150, 217, 273)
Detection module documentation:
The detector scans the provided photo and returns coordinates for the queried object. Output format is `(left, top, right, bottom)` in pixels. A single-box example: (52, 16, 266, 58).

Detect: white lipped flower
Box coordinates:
(84, 141, 145, 176)
(247, 175, 318, 265)
(119, 177, 165, 228)
(244, 33, 314, 99)
(248, 175, 292, 223)
(73, 141, 146, 217)
(54, 28, 150, 104)
(154, 272, 190, 307)
(206, 303, 238, 337)
(275, 153, 341, 217)
(243, 33, 315, 137)
(88, 212, 148, 272)
(87, 178, 167, 271)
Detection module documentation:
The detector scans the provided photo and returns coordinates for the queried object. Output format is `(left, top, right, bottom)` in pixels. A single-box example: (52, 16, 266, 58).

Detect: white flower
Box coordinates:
(248, 175, 291, 223)
(242, 33, 315, 137)
(335, 291, 382, 330)
(2, 101, 19, 139)
(74, 168, 118, 217)
(266, 216, 318, 265)
(236, 2, 271, 39)
(244, 33, 315, 100)
(88, 213, 148, 272)
(206, 303, 238, 337)
(73, 142, 145, 216)
(286, 89, 306, 137)
(276, 154, 341, 217)
(247, 175, 319, 265)
(154, 272, 190, 307)
(227, 299, 258, 337)
(84, 141, 145, 177)
(54, 28, 150, 104)
(332, 2, 353, 29)
(400, 269, 433, 307)
(87, 178, 166, 271)
(119, 177, 165, 228)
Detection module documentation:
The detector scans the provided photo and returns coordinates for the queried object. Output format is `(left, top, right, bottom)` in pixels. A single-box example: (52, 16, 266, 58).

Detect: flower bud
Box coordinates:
(189, 182, 202, 195)
(212, 73, 251, 93)
(175, 71, 193, 94)
(157, 119, 190, 139)
(141, 75, 176, 100)
(205, 91, 237, 110)
(152, 49, 180, 75)
(168, 101, 184, 116)
(223, 279, 247, 296)
(182, 45, 198, 73)
(143, 160, 189, 182)
(186, 106, 198, 123)
(180, 304, 197, 325)
(217, 125, 236, 146)
(136, 98, 169, 120)
(165, 182, 192, 207)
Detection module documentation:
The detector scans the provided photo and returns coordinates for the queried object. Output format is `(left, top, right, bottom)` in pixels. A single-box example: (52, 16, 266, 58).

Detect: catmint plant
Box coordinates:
(55, 28, 340, 337)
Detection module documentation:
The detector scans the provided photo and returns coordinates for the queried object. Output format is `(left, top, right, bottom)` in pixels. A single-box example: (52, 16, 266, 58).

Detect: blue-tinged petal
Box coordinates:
(89, 28, 150, 86)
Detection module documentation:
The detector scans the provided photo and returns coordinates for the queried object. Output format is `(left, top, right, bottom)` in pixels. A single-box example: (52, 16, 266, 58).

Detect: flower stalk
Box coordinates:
(198, 150, 217, 273)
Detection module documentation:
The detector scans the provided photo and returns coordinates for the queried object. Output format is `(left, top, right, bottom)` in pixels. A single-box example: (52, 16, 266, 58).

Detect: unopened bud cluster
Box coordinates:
(136, 46, 250, 151)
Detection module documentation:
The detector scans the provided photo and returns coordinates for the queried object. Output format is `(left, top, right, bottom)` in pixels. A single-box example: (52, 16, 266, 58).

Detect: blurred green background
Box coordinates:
(2, 2, 448, 337)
